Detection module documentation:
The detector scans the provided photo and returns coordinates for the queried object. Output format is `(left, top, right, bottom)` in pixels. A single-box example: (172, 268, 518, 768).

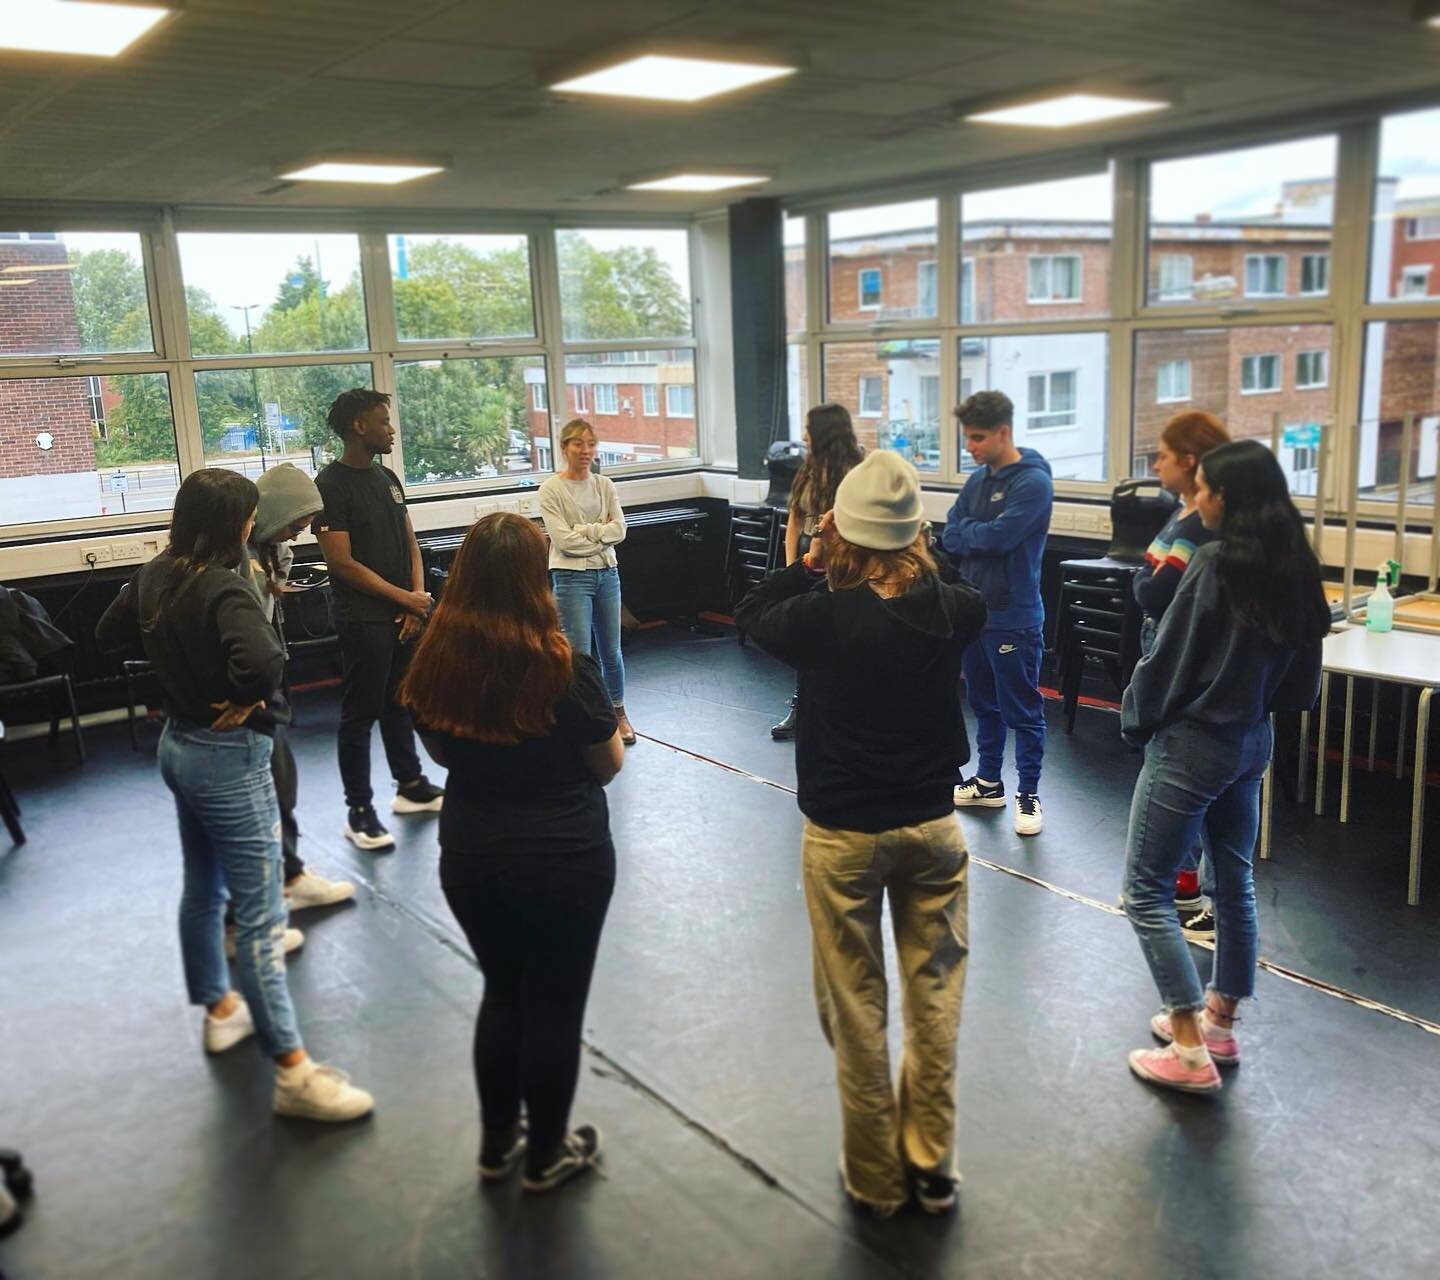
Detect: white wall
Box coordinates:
(694, 213, 737, 471)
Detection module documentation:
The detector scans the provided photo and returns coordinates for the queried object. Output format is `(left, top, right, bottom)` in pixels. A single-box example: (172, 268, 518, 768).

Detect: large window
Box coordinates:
(387, 233, 534, 343)
(177, 232, 367, 357)
(959, 334, 1109, 481)
(961, 171, 1112, 322)
(827, 200, 938, 324)
(1371, 107, 1440, 304)
(556, 228, 692, 342)
(1358, 320, 1440, 505)
(1132, 325, 1334, 483)
(195, 362, 372, 478)
(0, 373, 177, 524)
(1147, 135, 1336, 305)
(0, 230, 154, 357)
(822, 339, 941, 471)
(395, 356, 546, 486)
(564, 349, 697, 463)
(784, 215, 807, 333)
(786, 344, 810, 441)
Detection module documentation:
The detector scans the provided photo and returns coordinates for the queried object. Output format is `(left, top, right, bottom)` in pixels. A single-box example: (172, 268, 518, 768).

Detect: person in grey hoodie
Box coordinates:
(240, 463, 355, 913)
(736, 452, 986, 1219)
(942, 391, 1054, 837)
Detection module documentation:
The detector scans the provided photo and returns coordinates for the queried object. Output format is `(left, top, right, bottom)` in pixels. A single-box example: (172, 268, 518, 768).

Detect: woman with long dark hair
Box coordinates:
(771, 403, 864, 740)
(98, 469, 372, 1123)
(399, 513, 623, 1193)
(1132, 411, 1231, 942)
(1121, 439, 1330, 1094)
(737, 452, 986, 1216)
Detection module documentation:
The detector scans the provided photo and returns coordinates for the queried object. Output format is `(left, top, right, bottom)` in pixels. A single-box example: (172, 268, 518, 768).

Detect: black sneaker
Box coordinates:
(344, 804, 395, 851)
(771, 698, 798, 741)
(1180, 902, 1216, 943)
(913, 1168, 961, 1215)
(954, 776, 1005, 808)
(392, 777, 444, 815)
(478, 1122, 527, 1183)
(522, 1125, 602, 1193)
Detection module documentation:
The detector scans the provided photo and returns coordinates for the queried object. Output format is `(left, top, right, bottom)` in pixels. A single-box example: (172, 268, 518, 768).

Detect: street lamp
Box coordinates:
(230, 304, 267, 470)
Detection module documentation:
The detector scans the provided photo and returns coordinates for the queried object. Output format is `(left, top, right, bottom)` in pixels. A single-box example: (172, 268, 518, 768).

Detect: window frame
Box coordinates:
(1300, 252, 1330, 296)
(1156, 253, 1195, 301)
(1156, 358, 1192, 403)
(857, 375, 884, 417)
(593, 382, 619, 415)
(642, 382, 659, 416)
(664, 382, 695, 418)
(1244, 254, 1288, 298)
(857, 267, 883, 311)
(1295, 348, 1329, 389)
(1026, 369, 1080, 430)
(1027, 253, 1083, 304)
(1240, 352, 1283, 394)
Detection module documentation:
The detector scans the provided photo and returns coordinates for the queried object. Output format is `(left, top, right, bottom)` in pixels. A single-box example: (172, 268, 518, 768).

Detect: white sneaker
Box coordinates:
(1014, 793, 1043, 837)
(274, 1062, 374, 1122)
(225, 926, 305, 961)
(954, 776, 1006, 808)
(203, 996, 255, 1054)
(285, 870, 356, 912)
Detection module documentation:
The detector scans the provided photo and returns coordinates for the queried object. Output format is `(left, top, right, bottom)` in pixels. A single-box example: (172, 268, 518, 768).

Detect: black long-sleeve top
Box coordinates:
(97, 554, 285, 732)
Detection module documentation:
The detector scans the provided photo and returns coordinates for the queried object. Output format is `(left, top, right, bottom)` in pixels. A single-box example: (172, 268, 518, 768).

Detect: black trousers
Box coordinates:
(270, 724, 303, 882)
(440, 843, 616, 1169)
(336, 620, 422, 809)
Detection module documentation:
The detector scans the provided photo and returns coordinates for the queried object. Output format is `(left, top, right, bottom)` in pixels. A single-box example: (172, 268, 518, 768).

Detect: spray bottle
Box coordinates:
(1365, 561, 1395, 633)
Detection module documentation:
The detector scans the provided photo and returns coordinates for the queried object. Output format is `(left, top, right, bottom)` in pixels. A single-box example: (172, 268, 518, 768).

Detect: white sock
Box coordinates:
(1201, 1009, 1234, 1037)
(1173, 1040, 1211, 1068)
(975, 778, 997, 787)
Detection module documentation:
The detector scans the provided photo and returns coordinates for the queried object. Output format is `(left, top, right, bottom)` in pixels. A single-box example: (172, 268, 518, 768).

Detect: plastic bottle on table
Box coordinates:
(1365, 563, 1393, 633)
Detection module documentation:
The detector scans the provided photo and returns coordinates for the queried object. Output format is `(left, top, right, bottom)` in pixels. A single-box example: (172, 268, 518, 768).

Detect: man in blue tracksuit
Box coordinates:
(942, 391, 1053, 837)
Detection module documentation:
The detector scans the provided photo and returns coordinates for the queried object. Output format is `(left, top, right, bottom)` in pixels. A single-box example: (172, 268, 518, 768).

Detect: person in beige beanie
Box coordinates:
(735, 450, 986, 1218)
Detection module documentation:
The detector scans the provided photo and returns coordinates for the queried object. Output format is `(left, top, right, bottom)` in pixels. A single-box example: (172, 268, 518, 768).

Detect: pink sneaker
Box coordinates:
(1128, 1043, 1222, 1094)
(1150, 1011, 1240, 1065)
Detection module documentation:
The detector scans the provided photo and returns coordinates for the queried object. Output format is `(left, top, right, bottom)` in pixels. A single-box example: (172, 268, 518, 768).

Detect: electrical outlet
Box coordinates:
(496, 497, 520, 515)
(517, 494, 540, 517)
(111, 541, 146, 561)
(1075, 510, 1105, 533)
(81, 544, 113, 565)
(1050, 509, 1076, 531)
(474, 500, 497, 520)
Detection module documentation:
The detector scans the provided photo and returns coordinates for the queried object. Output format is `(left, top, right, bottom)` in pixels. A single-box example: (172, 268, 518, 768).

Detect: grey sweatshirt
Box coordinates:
(1121, 543, 1323, 744)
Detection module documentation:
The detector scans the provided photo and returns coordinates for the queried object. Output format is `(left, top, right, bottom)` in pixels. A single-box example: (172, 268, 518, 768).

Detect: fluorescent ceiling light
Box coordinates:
(0, 1, 171, 57)
(2, 262, 75, 273)
(551, 54, 795, 103)
(279, 161, 446, 185)
(627, 172, 771, 192)
(967, 92, 1169, 128)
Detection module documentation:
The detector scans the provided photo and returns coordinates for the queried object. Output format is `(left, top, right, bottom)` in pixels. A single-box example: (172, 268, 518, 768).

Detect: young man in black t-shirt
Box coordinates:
(315, 388, 443, 850)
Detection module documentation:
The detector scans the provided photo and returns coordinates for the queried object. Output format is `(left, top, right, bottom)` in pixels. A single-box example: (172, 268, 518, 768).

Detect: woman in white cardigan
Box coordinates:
(538, 419, 635, 744)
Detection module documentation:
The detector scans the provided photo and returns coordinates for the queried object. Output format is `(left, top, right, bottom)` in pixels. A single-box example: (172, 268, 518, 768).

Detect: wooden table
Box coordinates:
(1314, 625, 1440, 904)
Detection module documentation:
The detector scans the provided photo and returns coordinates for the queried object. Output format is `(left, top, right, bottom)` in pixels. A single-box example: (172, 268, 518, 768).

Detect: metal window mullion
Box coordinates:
(803, 213, 824, 419)
(533, 229, 566, 465)
(169, 359, 205, 476)
(391, 339, 551, 362)
(559, 337, 698, 354)
(935, 192, 960, 482)
(1108, 158, 1143, 482)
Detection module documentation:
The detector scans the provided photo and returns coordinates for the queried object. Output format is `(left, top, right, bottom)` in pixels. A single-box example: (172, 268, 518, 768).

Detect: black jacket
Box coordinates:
(735, 561, 987, 832)
(97, 555, 285, 732)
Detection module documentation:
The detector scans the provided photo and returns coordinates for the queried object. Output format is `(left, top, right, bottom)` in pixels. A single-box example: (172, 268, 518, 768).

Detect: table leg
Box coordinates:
(1408, 686, 1433, 907)
(1315, 672, 1331, 816)
(1340, 675, 1356, 824)
(1259, 714, 1275, 861)
(1367, 681, 1380, 772)
(1397, 687, 1410, 782)
(1298, 709, 1311, 804)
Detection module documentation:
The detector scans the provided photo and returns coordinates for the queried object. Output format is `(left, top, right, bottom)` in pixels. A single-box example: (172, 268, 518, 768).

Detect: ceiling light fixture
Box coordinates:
(1414, 0, 1440, 26)
(626, 171, 772, 193)
(279, 161, 447, 185)
(966, 92, 1169, 128)
(0, 0, 171, 58)
(550, 54, 796, 103)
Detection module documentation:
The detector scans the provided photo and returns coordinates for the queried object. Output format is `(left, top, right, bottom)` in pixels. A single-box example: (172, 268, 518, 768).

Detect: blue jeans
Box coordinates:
(1122, 720, 1271, 1011)
(1138, 616, 1208, 891)
(551, 567, 625, 705)
(158, 721, 302, 1058)
(963, 627, 1045, 793)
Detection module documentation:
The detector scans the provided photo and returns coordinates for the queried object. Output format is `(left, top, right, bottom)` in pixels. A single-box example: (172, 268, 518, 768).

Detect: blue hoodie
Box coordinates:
(941, 447, 1053, 632)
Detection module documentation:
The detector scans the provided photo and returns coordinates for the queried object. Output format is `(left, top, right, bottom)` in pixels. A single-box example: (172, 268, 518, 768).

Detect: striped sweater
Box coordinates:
(1132, 507, 1214, 620)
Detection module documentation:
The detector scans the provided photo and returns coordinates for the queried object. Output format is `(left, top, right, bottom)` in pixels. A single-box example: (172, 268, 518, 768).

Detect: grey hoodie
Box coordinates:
(241, 464, 324, 624)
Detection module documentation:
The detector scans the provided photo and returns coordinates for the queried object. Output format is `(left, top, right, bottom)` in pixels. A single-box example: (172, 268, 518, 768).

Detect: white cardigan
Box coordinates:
(538, 472, 627, 571)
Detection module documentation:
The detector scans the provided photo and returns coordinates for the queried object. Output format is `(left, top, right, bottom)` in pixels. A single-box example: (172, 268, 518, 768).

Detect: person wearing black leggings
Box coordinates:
(399, 513, 623, 1193)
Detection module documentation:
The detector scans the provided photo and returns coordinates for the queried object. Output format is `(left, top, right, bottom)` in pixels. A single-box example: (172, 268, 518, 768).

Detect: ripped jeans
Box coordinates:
(159, 720, 302, 1057)
(1122, 719, 1270, 1011)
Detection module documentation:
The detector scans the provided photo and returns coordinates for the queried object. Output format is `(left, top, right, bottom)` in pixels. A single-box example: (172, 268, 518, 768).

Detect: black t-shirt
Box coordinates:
(314, 461, 412, 622)
(419, 654, 618, 856)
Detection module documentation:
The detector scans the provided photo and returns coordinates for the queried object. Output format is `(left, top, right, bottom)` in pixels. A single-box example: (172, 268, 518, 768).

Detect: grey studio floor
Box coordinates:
(2, 625, 1439, 1280)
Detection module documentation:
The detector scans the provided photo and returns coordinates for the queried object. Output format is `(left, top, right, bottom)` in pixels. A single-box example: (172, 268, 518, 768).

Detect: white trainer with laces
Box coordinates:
(1014, 793, 1043, 836)
(285, 870, 356, 911)
(225, 926, 304, 961)
(203, 996, 255, 1054)
(274, 1063, 374, 1122)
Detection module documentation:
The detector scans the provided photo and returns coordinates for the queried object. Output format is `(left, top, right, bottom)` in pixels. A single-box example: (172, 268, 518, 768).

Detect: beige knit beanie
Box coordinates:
(832, 451, 924, 551)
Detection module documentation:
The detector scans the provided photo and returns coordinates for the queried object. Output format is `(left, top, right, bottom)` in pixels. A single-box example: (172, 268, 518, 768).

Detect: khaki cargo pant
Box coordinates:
(801, 812, 969, 1210)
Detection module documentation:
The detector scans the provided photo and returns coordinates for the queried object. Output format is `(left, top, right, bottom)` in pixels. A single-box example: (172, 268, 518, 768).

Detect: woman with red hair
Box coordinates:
(400, 513, 623, 1193)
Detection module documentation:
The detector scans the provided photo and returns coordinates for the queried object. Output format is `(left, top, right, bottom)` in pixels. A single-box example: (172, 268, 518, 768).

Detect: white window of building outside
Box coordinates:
(858, 376, 883, 417)
(1027, 255, 1081, 303)
(917, 261, 937, 316)
(1027, 370, 1079, 429)
(1401, 266, 1431, 297)
(1157, 254, 1194, 299)
(1241, 353, 1282, 393)
(1244, 255, 1287, 297)
(594, 383, 618, 414)
(642, 383, 659, 416)
(665, 384, 695, 417)
(858, 267, 882, 309)
(1300, 253, 1330, 295)
(573, 384, 587, 413)
(1296, 350, 1328, 389)
(532, 382, 548, 411)
(1157, 360, 1191, 403)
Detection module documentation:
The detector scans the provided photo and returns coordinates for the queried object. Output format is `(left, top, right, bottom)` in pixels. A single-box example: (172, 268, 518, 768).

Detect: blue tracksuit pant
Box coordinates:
(963, 626, 1045, 795)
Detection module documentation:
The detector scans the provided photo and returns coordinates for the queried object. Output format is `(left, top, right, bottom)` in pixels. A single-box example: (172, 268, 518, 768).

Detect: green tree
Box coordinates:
(274, 255, 323, 313)
(395, 359, 520, 481)
(68, 248, 151, 352)
(252, 276, 366, 354)
(555, 232, 690, 341)
(399, 241, 534, 340)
